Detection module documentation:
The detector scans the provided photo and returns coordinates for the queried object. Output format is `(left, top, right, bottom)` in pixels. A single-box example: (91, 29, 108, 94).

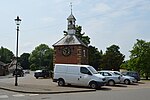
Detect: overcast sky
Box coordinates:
(0, 0, 150, 60)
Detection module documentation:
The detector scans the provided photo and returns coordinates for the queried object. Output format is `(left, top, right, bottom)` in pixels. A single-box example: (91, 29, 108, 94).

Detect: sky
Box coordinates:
(0, 0, 150, 60)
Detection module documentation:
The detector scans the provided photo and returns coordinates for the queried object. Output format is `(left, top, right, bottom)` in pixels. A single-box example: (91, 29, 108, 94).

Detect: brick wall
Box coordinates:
(53, 45, 88, 65)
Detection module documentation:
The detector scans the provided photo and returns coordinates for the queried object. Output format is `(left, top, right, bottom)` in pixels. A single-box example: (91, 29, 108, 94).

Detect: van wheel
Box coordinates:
(124, 79, 130, 85)
(89, 82, 97, 89)
(58, 79, 65, 86)
(108, 80, 115, 86)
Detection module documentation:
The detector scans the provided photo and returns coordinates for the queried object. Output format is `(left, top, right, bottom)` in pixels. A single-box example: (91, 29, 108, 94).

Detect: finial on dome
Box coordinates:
(70, 2, 73, 14)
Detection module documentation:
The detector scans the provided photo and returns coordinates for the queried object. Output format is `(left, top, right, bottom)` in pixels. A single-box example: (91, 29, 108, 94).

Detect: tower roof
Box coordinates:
(53, 34, 87, 47)
(67, 3, 76, 21)
(67, 13, 76, 21)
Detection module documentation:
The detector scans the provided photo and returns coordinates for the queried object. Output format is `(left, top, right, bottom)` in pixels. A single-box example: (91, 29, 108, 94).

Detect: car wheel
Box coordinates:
(45, 75, 49, 78)
(36, 77, 38, 79)
(21, 74, 23, 77)
(124, 79, 130, 85)
(135, 79, 138, 83)
(44, 75, 47, 78)
(89, 82, 97, 89)
(58, 79, 65, 86)
(108, 80, 115, 86)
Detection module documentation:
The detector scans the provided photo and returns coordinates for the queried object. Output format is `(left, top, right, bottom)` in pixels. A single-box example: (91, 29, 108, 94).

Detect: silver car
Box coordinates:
(98, 71, 121, 86)
(111, 71, 136, 85)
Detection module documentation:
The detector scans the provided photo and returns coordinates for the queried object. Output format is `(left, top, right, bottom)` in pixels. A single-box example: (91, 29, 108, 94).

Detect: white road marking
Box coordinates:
(13, 94, 25, 97)
(28, 94, 39, 96)
(0, 95, 9, 99)
(0, 93, 39, 99)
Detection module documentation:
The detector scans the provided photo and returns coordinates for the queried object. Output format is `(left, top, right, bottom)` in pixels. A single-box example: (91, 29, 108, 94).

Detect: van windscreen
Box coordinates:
(88, 67, 98, 74)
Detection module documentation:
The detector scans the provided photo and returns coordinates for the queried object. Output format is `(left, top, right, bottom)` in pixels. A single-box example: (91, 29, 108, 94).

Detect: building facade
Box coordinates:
(0, 61, 8, 76)
(53, 12, 88, 65)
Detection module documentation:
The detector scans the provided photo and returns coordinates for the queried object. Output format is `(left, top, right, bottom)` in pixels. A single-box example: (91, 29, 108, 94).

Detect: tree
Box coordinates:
(64, 25, 90, 45)
(19, 53, 30, 69)
(129, 39, 150, 79)
(29, 44, 54, 71)
(88, 45, 103, 70)
(101, 45, 125, 71)
(120, 60, 129, 70)
(0, 46, 14, 63)
(75, 25, 90, 45)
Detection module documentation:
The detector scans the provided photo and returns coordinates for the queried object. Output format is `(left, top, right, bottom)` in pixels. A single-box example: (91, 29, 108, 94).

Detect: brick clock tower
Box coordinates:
(53, 11, 88, 65)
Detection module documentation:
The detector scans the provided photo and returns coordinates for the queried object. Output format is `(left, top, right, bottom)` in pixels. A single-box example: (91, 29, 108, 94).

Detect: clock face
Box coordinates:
(62, 47, 71, 56)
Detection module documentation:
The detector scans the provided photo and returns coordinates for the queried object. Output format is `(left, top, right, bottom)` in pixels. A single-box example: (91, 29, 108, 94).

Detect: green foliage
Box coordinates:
(30, 64, 37, 71)
(75, 25, 90, 45)
(0, 46, 14, 63)
(120, 61, 127, 69)
(88, 45, 103, 70)
(29, 44, 54, 71)
(120, 60, 135, 71)
(19, 53, 30, 69)
(101, 45, 125, 71)
(129, 39, 150, 79)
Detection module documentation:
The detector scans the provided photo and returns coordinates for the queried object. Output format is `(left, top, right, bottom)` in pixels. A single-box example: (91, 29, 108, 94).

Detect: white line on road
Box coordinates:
(28, 94, 39, 96)
(0, 94, 39, 99)
(13, 94, 25, 97)
(0, 95, 9, 99)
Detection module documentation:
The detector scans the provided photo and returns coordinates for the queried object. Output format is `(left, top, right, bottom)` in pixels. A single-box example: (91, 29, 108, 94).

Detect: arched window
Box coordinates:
(69, 21, 72, 25)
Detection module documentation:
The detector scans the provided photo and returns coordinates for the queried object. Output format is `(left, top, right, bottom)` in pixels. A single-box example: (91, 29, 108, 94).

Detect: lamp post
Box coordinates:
(14, 16, 21, 86)
(39, 49, 46, 69)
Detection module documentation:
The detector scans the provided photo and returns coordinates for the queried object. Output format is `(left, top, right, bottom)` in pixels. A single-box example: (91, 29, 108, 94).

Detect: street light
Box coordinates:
(14, 16, 21, 86)
(39, 49, 46, 69)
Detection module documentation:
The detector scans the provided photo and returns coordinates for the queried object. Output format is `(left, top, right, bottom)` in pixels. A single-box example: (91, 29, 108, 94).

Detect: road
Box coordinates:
(0, 87, 150, 100)
(0, 72, 150, 100)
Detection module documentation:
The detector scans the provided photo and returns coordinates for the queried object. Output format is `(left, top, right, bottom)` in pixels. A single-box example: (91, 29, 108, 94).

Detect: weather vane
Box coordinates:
(70, 2, 73, 14)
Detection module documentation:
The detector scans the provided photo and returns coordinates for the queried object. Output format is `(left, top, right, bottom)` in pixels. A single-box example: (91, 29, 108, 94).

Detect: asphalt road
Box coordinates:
(0, 72, 150, 100)
(0, 87, 150, 100)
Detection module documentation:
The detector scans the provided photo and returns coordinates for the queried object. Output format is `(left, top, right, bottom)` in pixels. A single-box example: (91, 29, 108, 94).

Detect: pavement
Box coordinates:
(0, 73, 95, 94)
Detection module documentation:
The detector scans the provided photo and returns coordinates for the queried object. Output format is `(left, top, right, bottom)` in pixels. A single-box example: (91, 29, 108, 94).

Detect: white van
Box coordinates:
(53, 64, 106, 89)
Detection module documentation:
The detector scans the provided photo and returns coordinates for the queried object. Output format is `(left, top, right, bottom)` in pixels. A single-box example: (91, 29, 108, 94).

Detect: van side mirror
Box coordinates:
(88, 72, 92, 75)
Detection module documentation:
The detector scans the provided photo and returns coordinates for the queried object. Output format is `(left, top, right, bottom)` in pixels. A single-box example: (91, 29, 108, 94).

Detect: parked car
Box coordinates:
(13, 69, 24, 77)
(53, 64, 106, 89)
(98, 71, 121, 86)
(121, 71, 140, 82)
(24, 70, 30, 74)
(34, 70, 50, 79)
(111, 71, 136, 85)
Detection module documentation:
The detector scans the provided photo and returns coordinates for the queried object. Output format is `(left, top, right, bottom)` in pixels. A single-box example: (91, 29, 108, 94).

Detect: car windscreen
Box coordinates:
(113, 72, 122, 76)
(88, 67, 98, 74)
(130, 72, 139, 76)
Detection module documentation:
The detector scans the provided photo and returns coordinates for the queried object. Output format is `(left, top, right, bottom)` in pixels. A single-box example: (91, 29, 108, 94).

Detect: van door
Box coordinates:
(77, 67, 92, 86)
(65, 66, 80, 85)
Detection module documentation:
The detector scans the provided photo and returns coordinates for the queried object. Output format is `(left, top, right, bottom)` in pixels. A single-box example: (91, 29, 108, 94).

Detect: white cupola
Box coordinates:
(67, 3, 76, 34)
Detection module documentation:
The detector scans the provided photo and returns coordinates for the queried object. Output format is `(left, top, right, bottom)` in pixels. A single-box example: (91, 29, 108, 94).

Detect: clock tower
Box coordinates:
(53, 8, 88, 65)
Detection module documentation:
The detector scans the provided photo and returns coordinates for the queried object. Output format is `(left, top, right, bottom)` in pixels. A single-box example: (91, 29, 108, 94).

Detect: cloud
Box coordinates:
(92, 3, 112, 13)
(1, 0, 149, 60)
(41, 17, 55, 23)
(89, 0, 150, 19)
(19, 42, 35, 54)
